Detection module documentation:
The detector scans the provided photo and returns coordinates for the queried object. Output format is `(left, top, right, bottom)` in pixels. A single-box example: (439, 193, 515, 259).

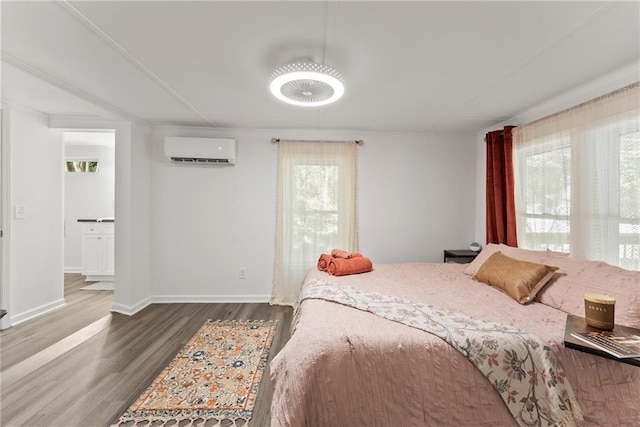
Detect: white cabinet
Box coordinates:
(81, 223, 115, 281)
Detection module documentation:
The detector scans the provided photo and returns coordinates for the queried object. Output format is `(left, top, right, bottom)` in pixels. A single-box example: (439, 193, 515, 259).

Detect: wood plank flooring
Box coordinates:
(1, 274, 114, 369)
(0, 274, 293, 427)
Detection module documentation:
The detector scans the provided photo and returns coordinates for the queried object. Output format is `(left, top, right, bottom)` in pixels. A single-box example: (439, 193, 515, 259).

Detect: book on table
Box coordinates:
(570, 330, 640, 359)
(564, 314, 640, 367)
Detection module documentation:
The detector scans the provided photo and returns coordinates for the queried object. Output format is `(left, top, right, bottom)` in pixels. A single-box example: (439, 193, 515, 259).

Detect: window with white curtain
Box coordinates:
(513, 83, 640, 270)
(516, 132, 571, 253)
(271, 140, 357, 305)
(618, 129, 640, 267)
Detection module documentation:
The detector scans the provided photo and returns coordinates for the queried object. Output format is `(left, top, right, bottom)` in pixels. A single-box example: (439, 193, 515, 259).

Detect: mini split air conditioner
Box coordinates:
(164, 137, 236, 165)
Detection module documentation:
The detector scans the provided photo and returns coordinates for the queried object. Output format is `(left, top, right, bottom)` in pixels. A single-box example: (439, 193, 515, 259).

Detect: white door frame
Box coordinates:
(60, 126, 116, 294)
(1, 106, 12, 330)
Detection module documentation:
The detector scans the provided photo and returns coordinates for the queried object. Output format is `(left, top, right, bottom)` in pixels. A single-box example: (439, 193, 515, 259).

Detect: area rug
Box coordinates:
(79, 281, 114, 291)
(114, 319, 278, 427)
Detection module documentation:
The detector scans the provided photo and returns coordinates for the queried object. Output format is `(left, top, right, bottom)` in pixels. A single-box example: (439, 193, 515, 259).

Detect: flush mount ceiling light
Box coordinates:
(269, 61, 344, 107)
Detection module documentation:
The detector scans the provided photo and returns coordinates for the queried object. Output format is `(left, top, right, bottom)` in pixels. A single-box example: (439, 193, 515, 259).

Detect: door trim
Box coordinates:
(1, 106, 12, 329)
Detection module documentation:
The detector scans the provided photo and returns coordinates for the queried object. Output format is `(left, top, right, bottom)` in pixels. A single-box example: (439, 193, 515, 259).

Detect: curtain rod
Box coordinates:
(522, 81, 639, 127)
(271, 138, 364, 145)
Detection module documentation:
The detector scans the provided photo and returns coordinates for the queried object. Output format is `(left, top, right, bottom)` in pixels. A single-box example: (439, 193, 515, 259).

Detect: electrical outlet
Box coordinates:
(14, 205, 25, 220)
(239, 268, 247, 279)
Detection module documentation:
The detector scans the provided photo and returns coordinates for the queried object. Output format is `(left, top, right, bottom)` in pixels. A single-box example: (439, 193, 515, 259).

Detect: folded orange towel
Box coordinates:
(317, 254, 333, 271)
(331, 249, 363, 259)
(327, 257, 373, 276)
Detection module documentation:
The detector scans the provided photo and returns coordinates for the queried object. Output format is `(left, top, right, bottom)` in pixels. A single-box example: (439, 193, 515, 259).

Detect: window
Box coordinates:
(271, 141, 357, 305)
(618, 130, 640, 269)
(65, 159, 99, 173)
(513, 83, 640, 270)
(518, 133, 571, 253)
(291, 164, 340, 268)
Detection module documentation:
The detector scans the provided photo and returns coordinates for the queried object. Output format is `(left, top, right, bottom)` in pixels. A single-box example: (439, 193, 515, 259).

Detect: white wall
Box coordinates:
(149, 128, 476, 302)
(128, 123, 153, 307)
(8, 107, 64, 325)
(359, 131, 476, 263)
(64, 138, 115, 271)
(111, 121, 153, 314)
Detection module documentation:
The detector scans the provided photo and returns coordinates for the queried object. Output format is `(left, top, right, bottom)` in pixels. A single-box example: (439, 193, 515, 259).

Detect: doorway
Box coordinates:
(62, 131, 115, 286)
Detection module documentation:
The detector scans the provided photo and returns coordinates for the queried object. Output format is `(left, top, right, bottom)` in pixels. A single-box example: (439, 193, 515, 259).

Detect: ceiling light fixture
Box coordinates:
(269, 61, 344, 107)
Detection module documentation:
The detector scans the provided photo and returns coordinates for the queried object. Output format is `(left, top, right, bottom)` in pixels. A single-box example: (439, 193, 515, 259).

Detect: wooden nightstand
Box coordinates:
(443, 249, 479, 264)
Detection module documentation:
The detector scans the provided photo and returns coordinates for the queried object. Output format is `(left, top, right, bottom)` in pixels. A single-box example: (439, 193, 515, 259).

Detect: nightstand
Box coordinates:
(443, 249, 479, 264)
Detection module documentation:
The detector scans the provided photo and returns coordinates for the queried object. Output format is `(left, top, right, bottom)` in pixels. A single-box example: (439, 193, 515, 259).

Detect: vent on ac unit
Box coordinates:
(164, 137, 236, 165)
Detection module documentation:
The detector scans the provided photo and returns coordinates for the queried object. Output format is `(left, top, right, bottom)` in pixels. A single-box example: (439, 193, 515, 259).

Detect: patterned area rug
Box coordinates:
(79, 281, 114, 291)
(114, 320, 278, 426)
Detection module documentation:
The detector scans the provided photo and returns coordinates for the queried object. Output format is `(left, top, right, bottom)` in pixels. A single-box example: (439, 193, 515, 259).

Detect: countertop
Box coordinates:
(77, 218, 115, 223)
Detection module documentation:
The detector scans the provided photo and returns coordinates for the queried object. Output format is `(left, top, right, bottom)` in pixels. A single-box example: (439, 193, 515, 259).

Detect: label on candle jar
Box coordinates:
(584, 293, 615, 330)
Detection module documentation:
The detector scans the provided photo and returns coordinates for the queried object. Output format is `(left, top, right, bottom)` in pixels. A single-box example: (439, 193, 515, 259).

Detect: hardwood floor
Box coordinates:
(1, 274, 113, 370)
(0, 274, 293, 427)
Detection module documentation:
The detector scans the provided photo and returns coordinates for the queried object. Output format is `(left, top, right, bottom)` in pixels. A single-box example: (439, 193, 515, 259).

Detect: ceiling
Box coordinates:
(2, 1, 639, 133)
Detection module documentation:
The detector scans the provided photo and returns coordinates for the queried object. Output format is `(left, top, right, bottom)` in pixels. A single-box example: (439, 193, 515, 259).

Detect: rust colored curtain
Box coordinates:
(486, 126, 517, 246)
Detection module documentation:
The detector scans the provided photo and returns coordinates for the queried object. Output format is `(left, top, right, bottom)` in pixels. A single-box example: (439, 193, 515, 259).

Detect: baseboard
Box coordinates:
(151, 295, 271, 304)
(11, 298, 66, 326)
(111, 296, 152, 316)
(85, 275, 114, 282)
(111, 294, 271, 317)
(64, 267, 82, 274)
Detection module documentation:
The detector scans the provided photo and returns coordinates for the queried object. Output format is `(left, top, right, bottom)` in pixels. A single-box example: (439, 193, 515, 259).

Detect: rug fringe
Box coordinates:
(113, 417, 252, 426)
(207, 319, 278, 325)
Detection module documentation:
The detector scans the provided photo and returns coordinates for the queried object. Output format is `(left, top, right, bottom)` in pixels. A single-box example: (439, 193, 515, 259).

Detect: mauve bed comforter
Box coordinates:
(270, 263, 640, 427)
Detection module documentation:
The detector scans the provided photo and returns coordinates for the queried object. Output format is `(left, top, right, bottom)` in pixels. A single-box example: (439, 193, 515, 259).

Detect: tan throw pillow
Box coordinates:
(474, 251, 559, 304)
(463, 243, 560, 276)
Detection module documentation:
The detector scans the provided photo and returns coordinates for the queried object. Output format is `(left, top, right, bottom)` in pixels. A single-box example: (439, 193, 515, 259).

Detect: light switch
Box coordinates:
(14, 205, 25, 220)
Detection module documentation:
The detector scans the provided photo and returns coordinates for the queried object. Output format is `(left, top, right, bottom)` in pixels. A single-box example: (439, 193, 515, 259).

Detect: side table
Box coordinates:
(443, 249, 479, 264)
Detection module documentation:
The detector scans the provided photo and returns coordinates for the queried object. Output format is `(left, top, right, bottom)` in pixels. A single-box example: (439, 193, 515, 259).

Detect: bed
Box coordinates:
(270, 244, 640, 427)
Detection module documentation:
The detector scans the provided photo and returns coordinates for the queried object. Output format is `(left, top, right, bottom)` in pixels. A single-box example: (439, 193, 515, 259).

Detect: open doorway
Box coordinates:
(63, 131, 115, 292)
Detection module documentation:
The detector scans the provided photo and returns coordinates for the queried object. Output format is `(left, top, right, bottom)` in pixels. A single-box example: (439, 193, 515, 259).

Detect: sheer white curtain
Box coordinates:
(271, 140, 357, 305)
(513, 83, 640, 270)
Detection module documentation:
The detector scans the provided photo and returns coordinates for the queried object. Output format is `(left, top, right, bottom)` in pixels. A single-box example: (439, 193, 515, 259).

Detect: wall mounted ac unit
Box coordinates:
(164, 137, 236, 165)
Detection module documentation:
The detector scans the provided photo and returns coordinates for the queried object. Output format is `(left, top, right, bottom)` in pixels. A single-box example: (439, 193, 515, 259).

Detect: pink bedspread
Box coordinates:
(270, 263, 640, 426)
